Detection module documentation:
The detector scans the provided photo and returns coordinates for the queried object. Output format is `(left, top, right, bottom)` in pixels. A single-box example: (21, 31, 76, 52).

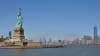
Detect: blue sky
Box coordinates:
(0, 0, 100, 41)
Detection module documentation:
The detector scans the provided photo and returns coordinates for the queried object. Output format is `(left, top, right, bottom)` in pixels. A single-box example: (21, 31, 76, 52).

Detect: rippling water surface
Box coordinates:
(0, 45, 100, 56)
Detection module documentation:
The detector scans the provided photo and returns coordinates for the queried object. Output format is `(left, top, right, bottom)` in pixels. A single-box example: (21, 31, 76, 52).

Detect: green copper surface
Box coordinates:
(16, 8, 23, 28)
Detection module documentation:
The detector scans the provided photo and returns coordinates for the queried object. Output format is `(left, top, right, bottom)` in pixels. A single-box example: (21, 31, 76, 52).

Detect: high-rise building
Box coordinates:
(8, 31, 12, 39)
(94, 25, 99, 40)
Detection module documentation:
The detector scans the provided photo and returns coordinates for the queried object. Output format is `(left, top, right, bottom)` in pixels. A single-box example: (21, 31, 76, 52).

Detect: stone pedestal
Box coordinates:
(12, 27, 25, 42)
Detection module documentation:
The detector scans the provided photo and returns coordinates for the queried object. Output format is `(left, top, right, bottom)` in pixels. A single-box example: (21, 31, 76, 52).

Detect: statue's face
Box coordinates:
(18, 16, 23, 20)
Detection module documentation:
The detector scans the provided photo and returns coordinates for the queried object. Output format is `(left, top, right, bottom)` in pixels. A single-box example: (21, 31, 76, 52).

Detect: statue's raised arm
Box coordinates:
(16, 8, 23, 28)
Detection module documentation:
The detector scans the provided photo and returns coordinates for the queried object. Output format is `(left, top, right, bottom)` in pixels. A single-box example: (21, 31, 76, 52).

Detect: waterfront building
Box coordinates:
(72, 38, 81, 45)
(80, 35, 93, 45)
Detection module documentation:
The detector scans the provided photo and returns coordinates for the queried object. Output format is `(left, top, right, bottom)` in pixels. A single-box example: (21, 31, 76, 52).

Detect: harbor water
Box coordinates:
(0, 45, 100, 56)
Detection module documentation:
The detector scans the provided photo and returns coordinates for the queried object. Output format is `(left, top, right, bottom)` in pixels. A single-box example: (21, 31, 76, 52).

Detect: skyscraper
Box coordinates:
(94, 25, 99, 40)
(9, 31, 12, 39)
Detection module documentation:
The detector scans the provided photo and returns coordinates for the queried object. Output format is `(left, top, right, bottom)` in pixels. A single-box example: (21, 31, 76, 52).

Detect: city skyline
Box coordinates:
(0, 0, 100, 41)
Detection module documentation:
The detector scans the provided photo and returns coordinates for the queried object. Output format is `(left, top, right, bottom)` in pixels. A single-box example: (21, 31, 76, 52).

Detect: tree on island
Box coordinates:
(0, 35, 5, 42)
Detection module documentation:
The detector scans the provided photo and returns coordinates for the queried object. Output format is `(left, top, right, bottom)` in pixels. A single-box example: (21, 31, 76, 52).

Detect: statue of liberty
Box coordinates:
(16, 8, 23, 28)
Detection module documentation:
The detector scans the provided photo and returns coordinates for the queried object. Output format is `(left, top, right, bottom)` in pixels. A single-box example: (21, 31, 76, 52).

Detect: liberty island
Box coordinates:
(0, 8, 63, 48)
